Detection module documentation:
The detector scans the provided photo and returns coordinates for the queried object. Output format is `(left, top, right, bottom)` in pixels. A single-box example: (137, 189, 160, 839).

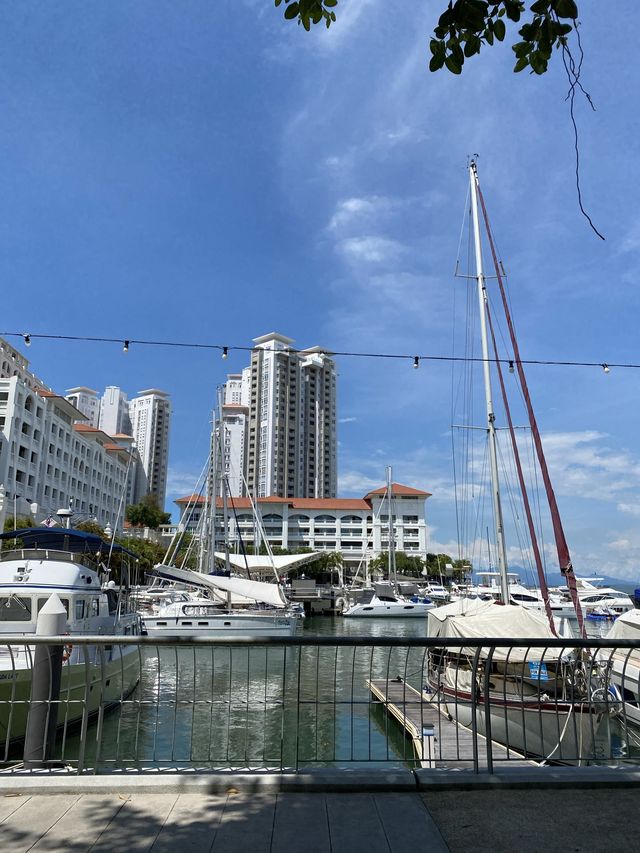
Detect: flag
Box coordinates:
(41, 516, 58, 528)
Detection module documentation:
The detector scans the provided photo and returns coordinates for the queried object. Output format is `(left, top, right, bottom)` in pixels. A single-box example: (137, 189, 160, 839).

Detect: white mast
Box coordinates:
(469, 161, 510, 605)
(386, 466, 397, 591)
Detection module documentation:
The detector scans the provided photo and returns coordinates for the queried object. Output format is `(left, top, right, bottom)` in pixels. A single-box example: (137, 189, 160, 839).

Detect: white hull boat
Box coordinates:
(343, 593, 433, 618)
(0, 527, 141, 746)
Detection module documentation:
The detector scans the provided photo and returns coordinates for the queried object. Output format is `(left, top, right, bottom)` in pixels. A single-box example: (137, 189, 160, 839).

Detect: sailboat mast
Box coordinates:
(386, 466, 397, 590)
(469, 161, 510, 605)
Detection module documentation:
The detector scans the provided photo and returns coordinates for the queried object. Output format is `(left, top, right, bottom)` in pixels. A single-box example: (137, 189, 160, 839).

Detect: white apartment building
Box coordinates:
(100, 386, 131, 435)
(171, 483, 431, 573)
(222, 333, 337, 500)
(0, 376, 132, 530)
(128, 389, 171, 505)
(65, 387, 100, 428)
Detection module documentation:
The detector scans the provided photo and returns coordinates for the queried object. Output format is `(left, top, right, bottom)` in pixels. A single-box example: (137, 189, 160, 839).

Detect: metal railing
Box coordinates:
(1, 635, 639, 774)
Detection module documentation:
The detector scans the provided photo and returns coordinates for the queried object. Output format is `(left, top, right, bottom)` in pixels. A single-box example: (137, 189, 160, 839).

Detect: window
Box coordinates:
(75, 600, 85, 620)
(0, 596, 32, 621)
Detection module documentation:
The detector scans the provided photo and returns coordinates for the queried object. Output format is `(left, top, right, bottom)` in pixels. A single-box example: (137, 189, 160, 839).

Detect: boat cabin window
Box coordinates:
(37, 597, 70, 616)
(90, 598, 99, 617)
(0, 595, 32, 621)
(75, 600, 85, 620)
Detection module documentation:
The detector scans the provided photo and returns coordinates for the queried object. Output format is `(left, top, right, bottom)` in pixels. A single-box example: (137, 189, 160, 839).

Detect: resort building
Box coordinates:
(0, 376, 132, 530)
(221, 332, 337, 500)
(168, 483, 431, 574)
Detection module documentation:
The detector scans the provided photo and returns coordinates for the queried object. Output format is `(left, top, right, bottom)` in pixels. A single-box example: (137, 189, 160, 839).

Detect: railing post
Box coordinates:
(23, 594, 67, 769)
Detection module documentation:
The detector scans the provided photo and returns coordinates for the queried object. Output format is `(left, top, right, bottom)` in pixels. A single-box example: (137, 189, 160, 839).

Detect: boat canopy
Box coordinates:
(0, 527, 138, 558)
(427, 603, 560, 661)
(213, 551, 320, 577)
(152, 563, 288, 608)
(606, 609, 640, 642)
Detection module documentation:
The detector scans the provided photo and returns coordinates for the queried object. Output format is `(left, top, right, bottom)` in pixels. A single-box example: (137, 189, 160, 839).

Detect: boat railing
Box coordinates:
(0, 634, 639, 776)
(0, 548, 99, 569)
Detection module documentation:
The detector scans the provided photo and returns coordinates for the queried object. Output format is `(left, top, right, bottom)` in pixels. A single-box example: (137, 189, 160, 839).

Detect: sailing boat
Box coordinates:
(343, 467, 434, 617)
(144, 408, 302, 638)
(425, 162, 618, 762)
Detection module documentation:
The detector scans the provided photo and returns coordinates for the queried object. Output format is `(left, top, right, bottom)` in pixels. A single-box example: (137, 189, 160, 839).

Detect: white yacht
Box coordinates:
(0, 527, 141, 745)
(142, 563, 301, 637)
(342, 590, 434, 618)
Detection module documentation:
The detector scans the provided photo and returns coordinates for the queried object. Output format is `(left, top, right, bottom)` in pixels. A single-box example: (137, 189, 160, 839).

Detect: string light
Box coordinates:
(23, 333, 31, 347)
(508, 360, 514, 374)
(222, 346, 228, 360)
(3, 331, 636, 373)
(413, 356, 419, 369)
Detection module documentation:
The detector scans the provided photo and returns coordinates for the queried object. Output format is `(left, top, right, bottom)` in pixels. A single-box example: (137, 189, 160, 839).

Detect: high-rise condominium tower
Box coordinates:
(128, 389, 171, 504)
(222, 333, 337, 499)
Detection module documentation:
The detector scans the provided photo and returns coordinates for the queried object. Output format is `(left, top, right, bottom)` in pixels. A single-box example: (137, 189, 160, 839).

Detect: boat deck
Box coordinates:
(368, 678, 535, 769)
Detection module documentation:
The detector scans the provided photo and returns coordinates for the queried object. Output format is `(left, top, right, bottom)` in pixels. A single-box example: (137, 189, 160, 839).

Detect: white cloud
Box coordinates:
(328, 195, 393, 231)
(339, 416, 358, 423)
(618, 503, 640, 518)
(166, 468, 204, 497)
(338, 235, 404, 264)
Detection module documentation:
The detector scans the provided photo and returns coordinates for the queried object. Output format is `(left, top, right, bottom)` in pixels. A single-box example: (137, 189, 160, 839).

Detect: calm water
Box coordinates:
(58, 614, 637, 770)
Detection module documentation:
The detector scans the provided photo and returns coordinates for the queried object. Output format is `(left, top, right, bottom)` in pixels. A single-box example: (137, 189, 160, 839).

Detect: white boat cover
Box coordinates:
(427, 603, 560, 661)
(152, 564, 288, 607)
(606, 609, 640, 641)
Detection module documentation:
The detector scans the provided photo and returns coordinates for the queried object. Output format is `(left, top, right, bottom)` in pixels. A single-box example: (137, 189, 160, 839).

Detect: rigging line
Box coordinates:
(2, 330, 632, 370)
(476, 175, 586, 639)
(529, 427, 548, 577)
(485, 296, 557, 634)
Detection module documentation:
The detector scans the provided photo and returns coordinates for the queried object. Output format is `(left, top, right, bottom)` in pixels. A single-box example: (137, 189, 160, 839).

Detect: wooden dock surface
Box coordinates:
(368, 678, 535, 770)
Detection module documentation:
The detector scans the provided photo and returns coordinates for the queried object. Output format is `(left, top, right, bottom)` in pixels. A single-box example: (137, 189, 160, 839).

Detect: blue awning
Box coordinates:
(0, 527, 138, 558)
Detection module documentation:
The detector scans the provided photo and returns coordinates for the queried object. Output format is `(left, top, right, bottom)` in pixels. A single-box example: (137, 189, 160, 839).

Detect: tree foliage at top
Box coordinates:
(125, 494, 171, 530)
(274, 1, 580, 76)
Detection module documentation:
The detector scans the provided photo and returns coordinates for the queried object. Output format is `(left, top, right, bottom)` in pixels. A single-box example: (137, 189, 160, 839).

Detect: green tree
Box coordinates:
(275, 1, 580, 75)
(125, 494, 171, 530)
(3, 515, 35, 533)
(369, 552, 426, 578)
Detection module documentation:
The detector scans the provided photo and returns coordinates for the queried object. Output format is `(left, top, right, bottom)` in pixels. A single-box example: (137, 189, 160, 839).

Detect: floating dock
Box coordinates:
(368, 678, 535, 769)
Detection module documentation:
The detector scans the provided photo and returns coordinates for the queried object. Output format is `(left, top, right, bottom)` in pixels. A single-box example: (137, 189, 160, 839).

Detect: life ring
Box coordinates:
(62, 643, 74, 663)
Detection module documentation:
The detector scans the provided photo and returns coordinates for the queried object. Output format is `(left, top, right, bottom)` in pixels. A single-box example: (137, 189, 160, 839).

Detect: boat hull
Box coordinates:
(430, 678, 603, 763)
(0, 644, 140, 746)
(142, 612, 300, 637)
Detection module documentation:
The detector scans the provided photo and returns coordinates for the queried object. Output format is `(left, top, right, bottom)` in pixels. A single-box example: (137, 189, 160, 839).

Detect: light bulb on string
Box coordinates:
(123, 340, 130, 353)
(508, 360, 514, 374)
(602, 363, 610, 374)
(23, 333, 31, 347)
(222, 346, 228, 360)
(413, 356, 419, 369)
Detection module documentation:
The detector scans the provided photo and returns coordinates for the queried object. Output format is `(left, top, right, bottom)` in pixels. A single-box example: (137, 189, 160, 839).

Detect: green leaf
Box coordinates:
(275, 0, 283, 7)
(512, 41, 531, 58)
(513, 56, 529, 72)
(555, 0, 578, 19)
(530, 0, 549, 12)
(485, 28, 494, 45)
(284, 3, 299, 20)
(445, 54, 462, 74)
(429, 54, 445, 72)
(324, 0, 338, 6)
(493, 19, 506, 41)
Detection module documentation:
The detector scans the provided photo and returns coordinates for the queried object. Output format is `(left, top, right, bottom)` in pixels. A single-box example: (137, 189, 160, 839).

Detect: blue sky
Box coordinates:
(2, 2, 640, 578)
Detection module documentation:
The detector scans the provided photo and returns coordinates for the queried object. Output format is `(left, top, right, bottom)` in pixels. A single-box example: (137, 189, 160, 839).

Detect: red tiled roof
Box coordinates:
(364, 483, 432, 499)
(175, 494, 206, 505)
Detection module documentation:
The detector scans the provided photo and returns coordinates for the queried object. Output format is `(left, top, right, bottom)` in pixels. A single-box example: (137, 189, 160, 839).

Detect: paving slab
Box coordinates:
(90, 792, 179, 853)
(0, 793, 79, 853)
(373, 793, 449, 853)
(211, 793, 275, 853)
(0, 791, 31, 822)
(30, 795, 128, 852)
(150, 793, 227, 853)
(272, 793, 331, 853)
(325, 792, 389, 853)
(422, 787, 633, 853)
